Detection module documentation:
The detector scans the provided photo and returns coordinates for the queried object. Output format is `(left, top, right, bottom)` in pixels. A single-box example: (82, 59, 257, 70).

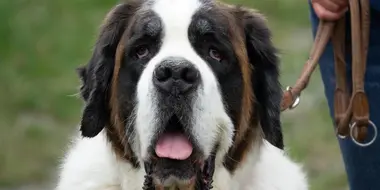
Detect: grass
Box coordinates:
(0, 0, 347, 189)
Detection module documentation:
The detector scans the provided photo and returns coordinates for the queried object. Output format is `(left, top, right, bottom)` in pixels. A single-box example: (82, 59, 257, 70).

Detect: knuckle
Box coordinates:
(317, 10, 329, 18)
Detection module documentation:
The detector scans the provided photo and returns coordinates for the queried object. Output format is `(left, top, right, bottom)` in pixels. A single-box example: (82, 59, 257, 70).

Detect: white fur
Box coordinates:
(56, 131, 308, 190)
(56, 0, 308, 189)
(135, 0, 234, 163)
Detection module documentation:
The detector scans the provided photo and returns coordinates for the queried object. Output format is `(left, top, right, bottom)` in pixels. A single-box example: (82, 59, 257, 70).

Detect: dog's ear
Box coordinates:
(239, 9, 284, 149)
(78, 3, 136, 138)
(77, 66, 90, 101)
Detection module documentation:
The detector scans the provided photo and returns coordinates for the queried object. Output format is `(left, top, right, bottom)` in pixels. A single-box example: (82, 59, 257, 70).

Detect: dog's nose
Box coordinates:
(153, 59, 200, 95)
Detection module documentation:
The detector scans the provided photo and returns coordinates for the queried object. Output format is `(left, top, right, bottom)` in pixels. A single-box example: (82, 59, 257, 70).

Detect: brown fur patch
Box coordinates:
(217, 3, 264, 173)
(107, 7, 140, 167)
(109, 29, 139, 166)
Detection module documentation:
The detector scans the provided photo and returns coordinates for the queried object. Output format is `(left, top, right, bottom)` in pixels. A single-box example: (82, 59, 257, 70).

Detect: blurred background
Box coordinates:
(0, 0, 347, 190)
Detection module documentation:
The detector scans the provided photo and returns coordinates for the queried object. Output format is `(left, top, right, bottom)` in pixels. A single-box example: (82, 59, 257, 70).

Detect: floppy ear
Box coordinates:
(240, 9, 284, 149)
(78, 3, 135, 138)
(76, 65, 90, 101)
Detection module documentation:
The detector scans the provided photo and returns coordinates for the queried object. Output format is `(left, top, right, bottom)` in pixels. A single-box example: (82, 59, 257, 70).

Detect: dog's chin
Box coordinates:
(151, 158, 199, 187)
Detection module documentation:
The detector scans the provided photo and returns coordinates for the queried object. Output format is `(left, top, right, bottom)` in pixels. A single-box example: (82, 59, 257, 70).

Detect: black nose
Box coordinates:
(153, 59, 200, 95)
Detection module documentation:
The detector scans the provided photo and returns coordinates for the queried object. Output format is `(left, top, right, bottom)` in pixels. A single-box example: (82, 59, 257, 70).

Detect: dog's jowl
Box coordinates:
(56, 0, 308, 189)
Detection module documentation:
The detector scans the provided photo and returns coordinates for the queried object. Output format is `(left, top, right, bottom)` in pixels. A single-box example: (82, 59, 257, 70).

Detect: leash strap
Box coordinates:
(281, 0, 376, 146)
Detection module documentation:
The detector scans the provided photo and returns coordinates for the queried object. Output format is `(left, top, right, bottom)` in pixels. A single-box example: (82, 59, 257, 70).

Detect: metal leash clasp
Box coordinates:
(285, 86, 300, 110)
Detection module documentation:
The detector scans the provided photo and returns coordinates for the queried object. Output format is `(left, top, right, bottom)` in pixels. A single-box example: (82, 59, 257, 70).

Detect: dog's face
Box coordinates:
(78, 0, 283, 187)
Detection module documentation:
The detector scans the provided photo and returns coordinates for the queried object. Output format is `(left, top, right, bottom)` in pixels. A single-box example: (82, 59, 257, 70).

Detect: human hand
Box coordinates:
(311, 0, 349, 21)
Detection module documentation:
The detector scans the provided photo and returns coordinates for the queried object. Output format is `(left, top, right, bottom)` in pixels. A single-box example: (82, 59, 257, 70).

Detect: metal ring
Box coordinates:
(337, 132, 347, 139)
(286, 86, 301, 109)
(337, 123, 353, 139)
(349, 120, 378, 147)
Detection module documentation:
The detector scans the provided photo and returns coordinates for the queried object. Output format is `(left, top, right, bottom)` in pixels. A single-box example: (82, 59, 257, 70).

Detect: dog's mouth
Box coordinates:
(154, 116, 193, 161)
(145, 115, 214, 188)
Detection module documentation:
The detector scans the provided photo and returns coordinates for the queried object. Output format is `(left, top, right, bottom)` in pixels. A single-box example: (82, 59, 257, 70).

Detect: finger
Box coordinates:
(317, 0, 341, 12)
(331, 0, 349, 7)
(313, 3, 345, 21)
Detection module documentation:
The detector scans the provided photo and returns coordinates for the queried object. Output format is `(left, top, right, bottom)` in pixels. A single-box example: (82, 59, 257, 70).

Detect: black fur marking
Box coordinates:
(189, 9, 243, 132)
(242, 10, 284, 149)
(143, 162, 155, 190)
(78, 3, 137, 138)
(80, 56, 113, 137)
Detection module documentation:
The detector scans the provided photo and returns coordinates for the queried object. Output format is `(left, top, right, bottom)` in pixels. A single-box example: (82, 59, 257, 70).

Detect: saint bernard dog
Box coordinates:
(56, 0, 308, 189)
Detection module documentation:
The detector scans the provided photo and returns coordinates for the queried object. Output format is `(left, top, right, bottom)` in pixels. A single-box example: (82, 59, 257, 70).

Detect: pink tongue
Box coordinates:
(155, 133, 193, 160)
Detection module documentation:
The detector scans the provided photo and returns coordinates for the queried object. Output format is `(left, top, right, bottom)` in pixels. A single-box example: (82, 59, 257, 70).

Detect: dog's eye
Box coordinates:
(136, 46, 149, 59)
(209, 48, 222, 62)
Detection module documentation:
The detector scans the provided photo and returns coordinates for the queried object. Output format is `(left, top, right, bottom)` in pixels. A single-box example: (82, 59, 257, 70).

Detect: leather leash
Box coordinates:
(281, 0, 377, 147)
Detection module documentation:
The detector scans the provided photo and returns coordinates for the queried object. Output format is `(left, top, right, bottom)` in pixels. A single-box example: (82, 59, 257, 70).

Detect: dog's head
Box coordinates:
(77, 0, 283, 187)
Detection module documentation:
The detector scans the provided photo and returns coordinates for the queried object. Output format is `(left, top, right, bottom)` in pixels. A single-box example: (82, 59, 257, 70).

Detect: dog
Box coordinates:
(56, 0, 308, 189)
